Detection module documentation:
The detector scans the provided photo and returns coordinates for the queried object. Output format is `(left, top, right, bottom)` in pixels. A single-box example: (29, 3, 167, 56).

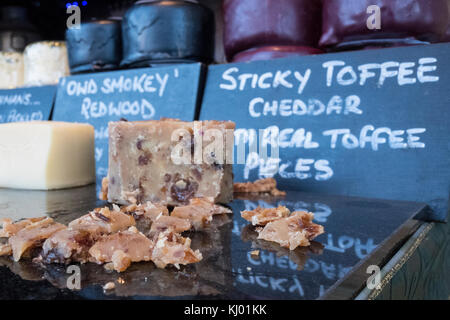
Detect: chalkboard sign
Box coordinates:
(200, 43, 450, 222)
(52, 63, 205, 183)
(0, 86, 56, 123)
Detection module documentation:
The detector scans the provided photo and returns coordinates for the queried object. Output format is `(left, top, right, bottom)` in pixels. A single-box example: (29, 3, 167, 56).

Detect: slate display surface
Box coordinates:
(0, 186, 426, 300)
(0, 85, 56, 123)
(51, 64, 204, 184)
(199, 43, 450, 222)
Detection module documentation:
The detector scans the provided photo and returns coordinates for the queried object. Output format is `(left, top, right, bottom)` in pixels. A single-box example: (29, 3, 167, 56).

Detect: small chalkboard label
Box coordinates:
(0, 85, 56, 124)
(52, 63, 204, 183)
(200, 43, 450, 222)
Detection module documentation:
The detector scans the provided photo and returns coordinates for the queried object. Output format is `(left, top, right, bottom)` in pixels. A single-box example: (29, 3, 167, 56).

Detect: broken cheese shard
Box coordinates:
(241, 205, 290, 226)
(89, 230, 154, 272)
(0, 244, 12, 256)
(120, 202, 169, 234)
(151, 231, 202, 269)
(257, 211, 324, 250)
(40, 228, 98, 264)
(171, 198, 232, 230)
(8, 217, 66, 261)
(150, 215, 192, 235)
(0, 121, 95, 190)
(107, 119, 235, 206)
(234, 178, 286, 196)
(0, 217, 47, 238)
(41, 206, 135, 264)
(68, 207, 136, 235)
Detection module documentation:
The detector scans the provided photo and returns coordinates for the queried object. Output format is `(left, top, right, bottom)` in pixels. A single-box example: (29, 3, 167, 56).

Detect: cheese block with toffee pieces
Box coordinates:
(107, 119, 235, 206)
(0, 121, 95, 190)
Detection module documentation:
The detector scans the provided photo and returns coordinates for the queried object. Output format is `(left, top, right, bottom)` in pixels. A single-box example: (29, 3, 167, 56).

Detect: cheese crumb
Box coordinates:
(103, 282, 115, 290)
(250, 250, 260, 256)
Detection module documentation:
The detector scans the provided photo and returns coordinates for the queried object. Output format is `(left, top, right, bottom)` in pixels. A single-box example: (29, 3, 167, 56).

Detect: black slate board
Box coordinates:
(199, 43, 450, 222)
(375, 221, 450, 300)
(0, 186, 426, 300)
(0, 85, 56, 123)
(52, 64, 205, 183)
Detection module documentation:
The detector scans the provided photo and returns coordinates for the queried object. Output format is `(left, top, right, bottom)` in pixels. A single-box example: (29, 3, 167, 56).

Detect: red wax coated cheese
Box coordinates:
(232, 46, 323, 63)
(223, 0, 322, 61)
(442, 0, 450, 42)
(320, 0, 449, 48)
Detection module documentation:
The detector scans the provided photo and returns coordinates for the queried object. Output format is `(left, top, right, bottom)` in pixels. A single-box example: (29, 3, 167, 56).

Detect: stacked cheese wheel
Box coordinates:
(0, 42, 70, 89)
(121, 0, 215, 67)
(0, 52, 24, 89)
(66, 20, 122, 74)
(223, 0, 323, 63)
(0, 6, 40, 89)
(23, 41, 70, 86)
(320, 0, 449, 50)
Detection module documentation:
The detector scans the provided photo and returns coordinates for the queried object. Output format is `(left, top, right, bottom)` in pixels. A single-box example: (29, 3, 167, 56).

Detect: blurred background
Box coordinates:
(0, 0, 225, 62)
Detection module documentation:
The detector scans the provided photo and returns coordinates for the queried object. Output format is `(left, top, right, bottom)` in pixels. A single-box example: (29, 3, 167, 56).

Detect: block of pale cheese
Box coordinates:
(107, 119, 235, 205)
(0, 121, 95, 190)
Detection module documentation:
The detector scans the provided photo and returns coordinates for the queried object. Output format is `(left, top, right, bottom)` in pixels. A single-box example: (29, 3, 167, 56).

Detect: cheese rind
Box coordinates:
(0, 121, 95, 190)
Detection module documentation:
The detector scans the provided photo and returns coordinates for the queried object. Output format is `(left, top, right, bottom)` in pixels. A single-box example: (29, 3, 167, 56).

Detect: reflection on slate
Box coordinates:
(0, 186, 426, 300)
(0, 184, 101, 224)
(240, 225, 325, 271)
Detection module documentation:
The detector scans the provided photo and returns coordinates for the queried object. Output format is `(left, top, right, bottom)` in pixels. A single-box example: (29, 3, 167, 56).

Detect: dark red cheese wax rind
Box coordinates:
(223, 0, 322, 61)
(232, 46, 323, 63)
(442, 0, 450, 42)
(320, 0, 449, 48)
(443, 26, 450, 42)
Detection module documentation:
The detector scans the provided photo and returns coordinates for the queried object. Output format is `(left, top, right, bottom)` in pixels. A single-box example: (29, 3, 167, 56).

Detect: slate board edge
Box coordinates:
(320, 211, 426, 300)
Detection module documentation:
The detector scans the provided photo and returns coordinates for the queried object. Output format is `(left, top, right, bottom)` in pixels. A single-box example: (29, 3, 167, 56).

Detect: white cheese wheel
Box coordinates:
(24, 41, 70, 86)
(0, 51, 24, 89)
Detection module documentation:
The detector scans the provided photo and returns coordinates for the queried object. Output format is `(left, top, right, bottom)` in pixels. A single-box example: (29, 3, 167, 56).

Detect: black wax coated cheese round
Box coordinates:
(320, 0, 449, 49)
(223, 0, 322, 62)
(66, 20, 122, 74)
(232, 46, 323, 63)
(121, 0, 215, 67)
